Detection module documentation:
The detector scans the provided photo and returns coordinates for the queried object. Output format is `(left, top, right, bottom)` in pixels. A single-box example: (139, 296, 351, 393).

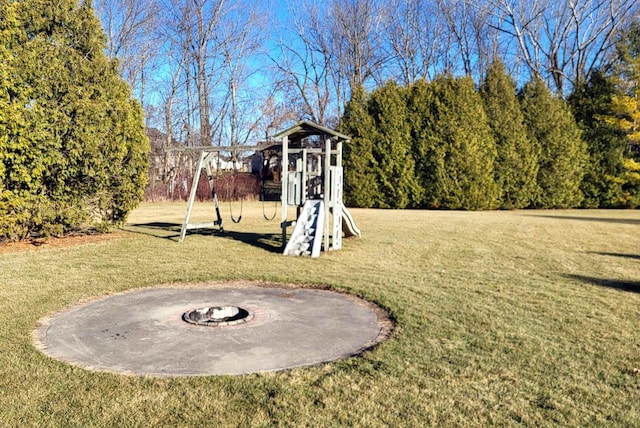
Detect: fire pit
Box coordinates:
(182, 306, 252, 326)
(33, 283, 391, 376)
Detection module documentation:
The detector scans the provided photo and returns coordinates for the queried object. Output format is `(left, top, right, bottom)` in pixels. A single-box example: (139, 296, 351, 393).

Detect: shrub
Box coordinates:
(0, 0, 149, 241)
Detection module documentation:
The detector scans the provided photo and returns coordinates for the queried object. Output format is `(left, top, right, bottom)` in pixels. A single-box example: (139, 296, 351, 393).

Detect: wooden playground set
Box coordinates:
(177, 121, 360, 257)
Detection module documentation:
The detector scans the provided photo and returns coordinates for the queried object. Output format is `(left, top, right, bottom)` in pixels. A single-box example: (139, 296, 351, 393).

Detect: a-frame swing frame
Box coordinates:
(173, 143, 277, 243)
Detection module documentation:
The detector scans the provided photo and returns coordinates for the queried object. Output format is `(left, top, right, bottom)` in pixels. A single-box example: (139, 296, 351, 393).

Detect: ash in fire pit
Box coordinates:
(182, 306, 252, 327)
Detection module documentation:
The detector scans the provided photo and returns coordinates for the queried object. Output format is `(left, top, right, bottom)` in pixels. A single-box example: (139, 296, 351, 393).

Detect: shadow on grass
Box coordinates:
(126, 222, 217, 241)
(220, 231, 283, 254)
(132, 222, 182, 232)
(565, 274, 640, 293)
(126, 222, 283, 253)
(588, 252, 640, 260)
(532, 215, 640, 225)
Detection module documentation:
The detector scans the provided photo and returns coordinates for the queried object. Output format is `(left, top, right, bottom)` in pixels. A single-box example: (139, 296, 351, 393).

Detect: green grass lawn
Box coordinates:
(1, 202, 639, 426)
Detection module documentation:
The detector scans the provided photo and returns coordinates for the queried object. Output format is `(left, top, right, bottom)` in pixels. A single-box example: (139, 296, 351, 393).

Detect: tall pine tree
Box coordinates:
(520, 77, 587, 208)
(0, 0, 149, 241)
(480, 61, 538, 209)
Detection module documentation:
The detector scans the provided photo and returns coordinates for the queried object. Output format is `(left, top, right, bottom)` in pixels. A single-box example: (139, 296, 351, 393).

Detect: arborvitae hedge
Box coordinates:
(520, 77, 587, 208)
(344, 77, 501, 210)
(0, 0, 149, 241)
(481, 61, 538, 209)
(339, 86, 381, 208)
(342, 72, 590, 210)
(419, 76, 499, 210)
(569, 71, 627, 207)
(367, 82, 422, 208)
(408, 79, 440, 206)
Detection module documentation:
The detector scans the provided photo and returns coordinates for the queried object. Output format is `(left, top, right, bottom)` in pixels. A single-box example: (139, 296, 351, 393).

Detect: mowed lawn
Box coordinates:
(1, 202, 638, 426)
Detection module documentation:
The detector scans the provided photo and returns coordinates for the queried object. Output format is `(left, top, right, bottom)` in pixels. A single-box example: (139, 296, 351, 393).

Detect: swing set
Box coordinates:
(174, 121, 360, 257)
(173, 142, 278, 242)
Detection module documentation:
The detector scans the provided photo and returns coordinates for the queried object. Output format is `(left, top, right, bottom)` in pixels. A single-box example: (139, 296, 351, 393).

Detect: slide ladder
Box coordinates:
(284, 200, 325, 257)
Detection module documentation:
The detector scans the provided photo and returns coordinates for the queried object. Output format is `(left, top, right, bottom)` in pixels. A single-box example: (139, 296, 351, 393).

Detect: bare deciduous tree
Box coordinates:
(169, 0, 227, 145)
(97, 0, 160, 107)
(217, 5, 269, 149)
(270, 14, 334, 125)
(327, 0, 387, 92)
(273, 0, 387, 124)
(381, 0, 445, 84)
(157, 0, 272, 148)
(487, 0, 639, 94)
(435, 0, 501, 81)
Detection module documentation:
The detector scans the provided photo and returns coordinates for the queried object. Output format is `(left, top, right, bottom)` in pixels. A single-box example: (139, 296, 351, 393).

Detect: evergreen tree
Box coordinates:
(612, 158, 640, 207)
(339, 86, 380, 207)
(0, 0, 36, 238)
(410, 76, 499, 210)
(407, 79, 439, 207)
(607, 21, 640, 206)
(0, 0, 149, 241)
(367, 81, 422, 208)
(480, 61, 538, 209)
(614, 21, 640, 156)
(520, 77, 587, 208)
(568, 71, 627, 207)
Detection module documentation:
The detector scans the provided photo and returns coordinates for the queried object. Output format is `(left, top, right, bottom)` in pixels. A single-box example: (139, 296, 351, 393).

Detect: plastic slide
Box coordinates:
(341, 207, 361, 238)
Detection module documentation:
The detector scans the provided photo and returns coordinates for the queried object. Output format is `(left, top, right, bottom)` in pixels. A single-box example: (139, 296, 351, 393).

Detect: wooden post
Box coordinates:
(324, 136, 331, 251)
(301, 148, 307, 205)
(332, 166, 343, 250)
(333, 139, 345, 250)
(281, 135, 289, 249)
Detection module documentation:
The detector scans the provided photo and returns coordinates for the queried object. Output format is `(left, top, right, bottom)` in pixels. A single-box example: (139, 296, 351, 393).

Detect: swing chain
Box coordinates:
(227, 173, 243, 223)
(262, 199, 278, 221)
(230, 198, 243, 223)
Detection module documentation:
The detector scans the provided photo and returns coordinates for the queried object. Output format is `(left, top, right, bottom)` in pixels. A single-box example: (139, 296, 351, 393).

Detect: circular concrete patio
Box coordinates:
(33, 282, 390, 377)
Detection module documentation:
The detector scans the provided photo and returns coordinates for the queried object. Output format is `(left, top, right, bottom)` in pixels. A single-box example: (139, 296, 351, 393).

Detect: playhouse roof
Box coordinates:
(273, 120, 350, 142)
